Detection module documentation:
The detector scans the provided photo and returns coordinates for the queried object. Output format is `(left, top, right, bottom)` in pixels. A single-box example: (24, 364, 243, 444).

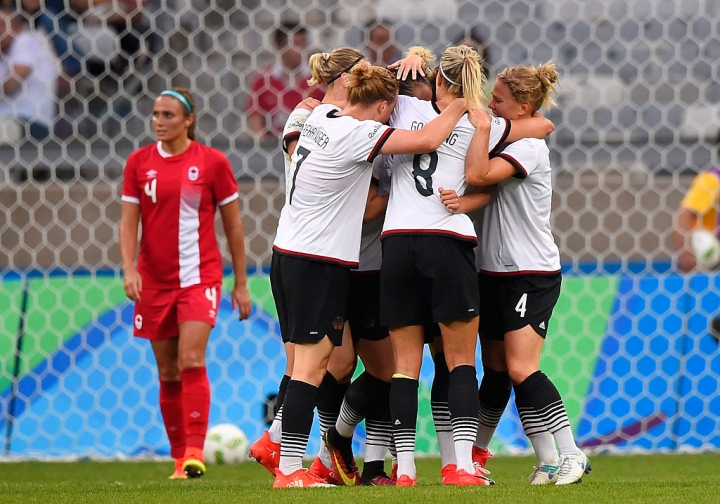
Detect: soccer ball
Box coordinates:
(691, 229, 720, 271)
(203, 424, 249, 465)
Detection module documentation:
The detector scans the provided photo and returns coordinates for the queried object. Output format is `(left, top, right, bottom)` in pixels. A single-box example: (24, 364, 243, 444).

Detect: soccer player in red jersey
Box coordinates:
(119, 87, 252, 479)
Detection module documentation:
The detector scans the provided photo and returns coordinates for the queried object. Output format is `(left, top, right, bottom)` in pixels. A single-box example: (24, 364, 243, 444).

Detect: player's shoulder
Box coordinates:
(128, 142, 159, 162)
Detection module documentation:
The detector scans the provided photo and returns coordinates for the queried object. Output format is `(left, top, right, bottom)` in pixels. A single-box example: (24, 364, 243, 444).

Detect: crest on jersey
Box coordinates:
(134, 314, 143, 330)
(332, 316, 345, 331)
(188, 166, 199, 181)
(146, 169, 157, 179)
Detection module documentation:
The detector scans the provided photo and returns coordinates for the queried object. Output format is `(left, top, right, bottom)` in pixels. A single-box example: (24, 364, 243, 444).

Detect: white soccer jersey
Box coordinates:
(478, 138, 561, 274)
(357, 155, 393, 272)
(382, 95, 510, 242)
(273, 103, 394, 267)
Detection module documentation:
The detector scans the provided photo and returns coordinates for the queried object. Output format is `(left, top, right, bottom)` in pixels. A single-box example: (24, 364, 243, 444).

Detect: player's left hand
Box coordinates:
(439, 187, 460, 214)
(388, 54, 426, 81)
(232, 284, 252, 320)
(468, 107, 491, 129)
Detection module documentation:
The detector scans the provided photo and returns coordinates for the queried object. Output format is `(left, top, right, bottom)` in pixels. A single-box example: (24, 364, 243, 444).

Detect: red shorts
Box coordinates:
(133, 284, 221, 340)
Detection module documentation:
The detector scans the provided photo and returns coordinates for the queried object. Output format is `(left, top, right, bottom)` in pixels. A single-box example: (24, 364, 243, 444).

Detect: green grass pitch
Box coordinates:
(1, 453, 719, 503)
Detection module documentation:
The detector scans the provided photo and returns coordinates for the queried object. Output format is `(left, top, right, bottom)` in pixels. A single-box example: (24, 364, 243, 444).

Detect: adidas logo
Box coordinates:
(539, 321, 546, 329)
(394, 419, 401, 425)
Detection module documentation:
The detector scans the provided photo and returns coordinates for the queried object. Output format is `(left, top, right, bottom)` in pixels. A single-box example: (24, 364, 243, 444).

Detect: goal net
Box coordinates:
(1, 0, 719, 459)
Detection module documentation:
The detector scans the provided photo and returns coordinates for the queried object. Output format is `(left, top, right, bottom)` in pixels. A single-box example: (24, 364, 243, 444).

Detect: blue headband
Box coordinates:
(160, 90, 193, 113)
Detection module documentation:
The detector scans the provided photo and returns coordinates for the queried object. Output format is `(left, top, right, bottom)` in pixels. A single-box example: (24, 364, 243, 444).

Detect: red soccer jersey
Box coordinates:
(245, 64, 325, 135)
(121, 141, 239, 289)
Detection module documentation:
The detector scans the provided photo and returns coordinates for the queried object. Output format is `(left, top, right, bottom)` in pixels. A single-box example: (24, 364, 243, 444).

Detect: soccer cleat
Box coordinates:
(308, 456, 342, 485)
(555, 451, 591, 485)
(395, 474, 418, 487)
(440, 463, 457, 484)
(360, 472, 396, 486)
(182, 446, 205, 478)
(182, 458, 206, 478)
(472, 446, 494, 474)
(324, 427, 360, 486)
(442, 467, 495, 486)
(528, 463, 560, 485)
(249, 430, 280, 476)
(168, 459, 187, 480)
(272, 468, 335, 488)
(391, 462, 398, 481)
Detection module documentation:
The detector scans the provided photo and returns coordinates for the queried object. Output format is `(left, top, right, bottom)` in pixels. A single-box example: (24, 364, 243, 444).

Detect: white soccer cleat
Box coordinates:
(528, 463, 560, 485)
(555, 450, 591, 485)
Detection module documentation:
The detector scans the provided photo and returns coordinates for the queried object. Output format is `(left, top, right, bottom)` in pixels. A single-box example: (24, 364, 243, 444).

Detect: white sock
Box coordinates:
(528, 431, 559, 465)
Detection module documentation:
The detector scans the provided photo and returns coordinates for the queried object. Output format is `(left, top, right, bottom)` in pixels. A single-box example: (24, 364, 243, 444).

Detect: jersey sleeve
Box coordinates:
(680, 171, 720, 215)
(282, 107, 312, 154)
(488, 116, 511, 157)
(121, 151, 141, 204)
(496, 139, 537, 179)
(213, 151, 240, 206)
(351, 121, 394, 163)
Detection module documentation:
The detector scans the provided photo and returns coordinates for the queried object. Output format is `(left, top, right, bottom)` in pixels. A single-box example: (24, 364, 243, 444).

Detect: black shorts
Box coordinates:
(478, 272, 561, 340)
(348, 271, 389, 344)
(380, 235, 479, 327)
(270, 250, 350, 346)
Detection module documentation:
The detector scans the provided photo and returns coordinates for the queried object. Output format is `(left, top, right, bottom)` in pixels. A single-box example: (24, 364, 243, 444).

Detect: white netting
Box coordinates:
(1, 0, 719, 459)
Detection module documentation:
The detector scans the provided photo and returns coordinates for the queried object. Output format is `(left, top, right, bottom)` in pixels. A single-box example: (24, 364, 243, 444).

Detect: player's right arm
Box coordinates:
(380, 98, 467, 155)
(119, 201, 142, 301)
(505, 111, 554, 142)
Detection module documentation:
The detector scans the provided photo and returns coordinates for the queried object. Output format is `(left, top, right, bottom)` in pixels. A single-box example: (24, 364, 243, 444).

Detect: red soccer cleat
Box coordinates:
(308, 456, 342, 485)
(472, 446, 494, 473)
(272, 468, 335, 488)
(442, 467, 494, 487)
(395, 474, 418, 487)
(249, 430, 280, 476)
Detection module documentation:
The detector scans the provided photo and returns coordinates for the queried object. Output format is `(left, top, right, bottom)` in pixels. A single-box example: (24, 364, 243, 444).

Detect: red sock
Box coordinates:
(159, 380, 185, 459)
(181, 366, 210, 450)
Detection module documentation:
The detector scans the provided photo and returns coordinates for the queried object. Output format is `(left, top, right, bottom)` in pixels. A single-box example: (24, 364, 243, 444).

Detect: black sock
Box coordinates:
(431, 352, 451, 437)
(390, 376, 419, 456)
(345, 371, 390, 418)
(447, 365, 479, 442)
(478, 368, 512, 430)
(316, 372, 349, 437)
(281, 380, 319, 460)
(276, 374, 291, 410)
(514, 370, 570, 433)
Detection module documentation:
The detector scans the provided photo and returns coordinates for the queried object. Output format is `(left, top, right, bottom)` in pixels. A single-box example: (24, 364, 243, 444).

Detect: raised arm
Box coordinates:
(506, 112, 554, 142)
(380, 98, 467, 155)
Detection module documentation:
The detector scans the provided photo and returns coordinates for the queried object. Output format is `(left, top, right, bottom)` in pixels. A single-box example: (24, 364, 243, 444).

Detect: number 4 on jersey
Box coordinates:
(144, 178, 157, 203)
(515, 293, 528, 318)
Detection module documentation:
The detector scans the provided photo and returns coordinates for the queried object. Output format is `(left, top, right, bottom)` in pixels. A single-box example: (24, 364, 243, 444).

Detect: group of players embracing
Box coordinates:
(250, 41, 592, 489)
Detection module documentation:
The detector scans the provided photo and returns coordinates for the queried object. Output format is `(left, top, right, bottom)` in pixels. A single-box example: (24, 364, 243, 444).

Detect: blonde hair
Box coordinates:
(307, 47, 365, 86)
(497, 61, 560, 112)
(437, 44, 485, 111)
(399, 46, 435, 97)
(345, 65, 399, 107)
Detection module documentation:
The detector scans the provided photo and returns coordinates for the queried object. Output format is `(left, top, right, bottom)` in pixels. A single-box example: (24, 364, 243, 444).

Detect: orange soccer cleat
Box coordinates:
(272, 468, 335, 488)
(249, 430, 280, 476)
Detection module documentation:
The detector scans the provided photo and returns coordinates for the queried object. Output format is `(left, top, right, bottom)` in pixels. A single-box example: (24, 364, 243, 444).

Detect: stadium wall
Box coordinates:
(1, 269, 718, 459)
